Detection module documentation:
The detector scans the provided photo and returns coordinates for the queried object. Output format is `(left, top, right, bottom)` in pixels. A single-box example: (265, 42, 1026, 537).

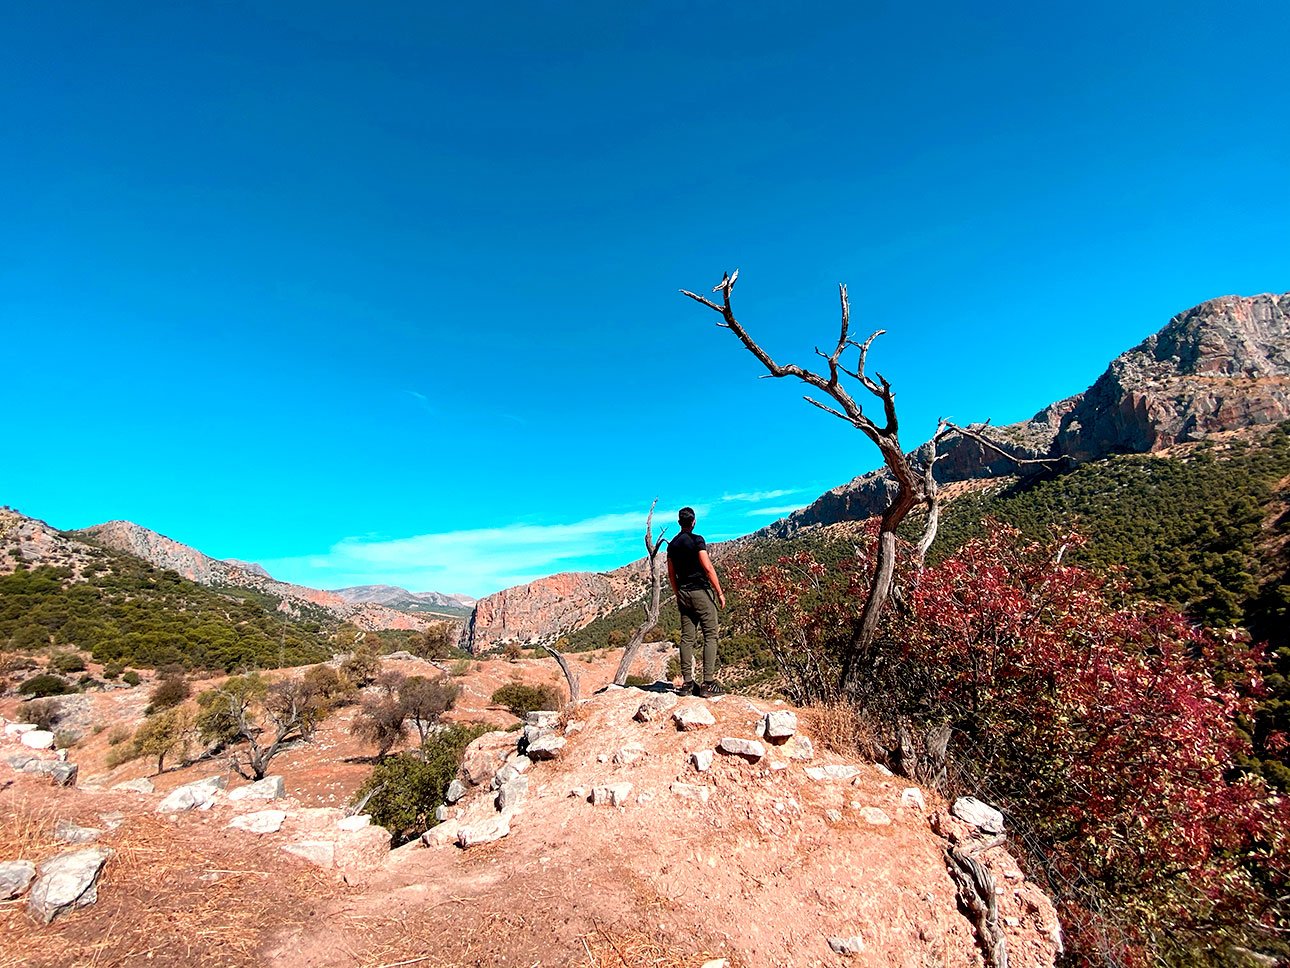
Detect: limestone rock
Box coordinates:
(157, 775, 226, 813)
(786, 735, 815, 761)
(526, 734, 566, 760)
(591, 782, 633, 807)
(47, 762, 78, 787)
(422, 819, 460, 847)
(495, 773, 529, 812)
(805, 765, 861, 782)
(457, 813, 512, 848)
(634, 693, 678, 722)
(508, 754, 532, 774)
(20, 730, 55, 750)
(336, 825, 391, 875)
(761, 710, 797, 742)
(952, 796, 1004, 834)
(670, 782, 710, 804)
(26, 848, 111, 923)
(337, 814, 371, 831)
(54, 820, 103, 844)
(282, 841, 336, 867)
(859, 807, 891, 825)
(827, 935, 866, 956)
(521, 725, 551, 747)
(111, 777, 155, 794)
(0, 860, 36, 900)
(691, 750, 714, 772)
(524, 710, 560, 727)
(717, 737, 765, 761)
(228, 775, 285, 801)
(672, 704, 716, 731)
(902, 788, 927, 811)
(4, 723, 37, 736)
(613, 743, 647, 766)
(4, 752, 34, 770)
(446, 779, 468, 803)
(228, 810, 286, 834)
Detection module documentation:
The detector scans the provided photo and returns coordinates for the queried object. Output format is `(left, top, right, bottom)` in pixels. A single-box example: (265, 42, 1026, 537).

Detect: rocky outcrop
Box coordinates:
(459, 564, 650, 653)
(332, 585, 475, 610)
(761, 292, 1290, 537)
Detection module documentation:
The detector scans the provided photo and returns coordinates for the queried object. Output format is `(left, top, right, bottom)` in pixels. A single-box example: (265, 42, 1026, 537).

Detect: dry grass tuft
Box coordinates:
(578, 924, 742, 968)
(802, 700, 875, 757)
(0, 789, 60, 864)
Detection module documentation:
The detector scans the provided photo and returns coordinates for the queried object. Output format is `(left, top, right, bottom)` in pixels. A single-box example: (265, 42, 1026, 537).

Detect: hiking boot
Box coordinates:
(697, 680, 725, 698)
(677, 680, 699, 696)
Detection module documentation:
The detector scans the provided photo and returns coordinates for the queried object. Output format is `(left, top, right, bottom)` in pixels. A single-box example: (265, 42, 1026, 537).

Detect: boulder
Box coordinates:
(761, 711, 797, 742)
(613, 743, 647, 766)
(717, 737, 765, 762)
(54, 820, 103, 845)
(445, 779, 468, 803)
(672, 705, 716, 731)
(691, 750, 714, 773)
(0, 860, 36, 900)
(508, 754, 532, 774)
(457, 813, 512, 848)
(20, 730, 55, 750)
(3, 753, 35, 770)
(952, 796, 1005, 834)
(26, 848, 112, 924)
(336, 814, 371, 831)
(521, 725, 551, 748)
(827, 935, 866, 956)
(590, 782, 633, 807)
(227, 775, 285, 801)
(670, 782, 710, 805)
(228, 810, 286, 834)
(111, 777, 155, 794)
(47, 762, 78, 787)
(526, 735, 566, 760)
(524, 710, 560, 727)
(336, 825, 391, 876)
(495, 773, 529, 812)
(786, 735, 815, 761)
(633, 694, 678, 722)
(805, 765, 861, 782)
(157, 775, 226, 813)
(3, 723, 37, 736)
(292, 807, 345, 838)
(422, 819, 460, 847)
(901, 788, 927, 811)
(434, 804, 451, 822)
(282, 841, 335, 867)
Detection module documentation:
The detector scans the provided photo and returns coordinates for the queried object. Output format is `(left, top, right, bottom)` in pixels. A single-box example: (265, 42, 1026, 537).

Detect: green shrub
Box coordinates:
(19, 698, 59, 730)
(122, 670, 141, 686)
(489, 682, 562, 716)
(146, 676, 190, 714)
(352, 723, 490, 844)
(49, 652, 87, 674)
(104, 741, 141, 769)
(623, 674, 652, 688)
(102, 660, 125, 680)
(449, 658, 471, 677)
(19, 673, 73, 698)
(54, 729, 81, 749)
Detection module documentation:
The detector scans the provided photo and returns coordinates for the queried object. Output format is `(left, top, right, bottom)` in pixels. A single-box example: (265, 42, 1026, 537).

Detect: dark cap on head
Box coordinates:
(678, 507, 696, 527)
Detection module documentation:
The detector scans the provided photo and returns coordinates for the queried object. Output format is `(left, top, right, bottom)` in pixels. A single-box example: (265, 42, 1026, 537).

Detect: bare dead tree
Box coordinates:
(682, 272, 952, 692)
(613, 499, 669, 686)
(539, 641, 581, 704)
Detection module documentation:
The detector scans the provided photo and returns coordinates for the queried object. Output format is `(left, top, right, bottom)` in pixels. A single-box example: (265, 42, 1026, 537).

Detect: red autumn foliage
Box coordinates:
(732, 523, 1289, 965)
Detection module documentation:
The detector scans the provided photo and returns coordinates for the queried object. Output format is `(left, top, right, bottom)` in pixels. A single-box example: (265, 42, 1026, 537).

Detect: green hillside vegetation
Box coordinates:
(0, 551, 334, 672)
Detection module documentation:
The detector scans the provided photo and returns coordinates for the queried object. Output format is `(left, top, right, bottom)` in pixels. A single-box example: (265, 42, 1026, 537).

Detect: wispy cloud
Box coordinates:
(721, 488, 800, 503)
(744, 504, 807, 517)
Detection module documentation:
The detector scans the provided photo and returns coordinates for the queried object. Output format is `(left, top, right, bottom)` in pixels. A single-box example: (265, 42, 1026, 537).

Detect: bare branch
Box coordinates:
(947, 422, 1063, 468)
(803, 395, 856, 424)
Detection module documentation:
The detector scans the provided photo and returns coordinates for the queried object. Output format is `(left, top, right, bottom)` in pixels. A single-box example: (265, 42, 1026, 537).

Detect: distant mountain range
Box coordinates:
(457, 290, 1290, 651)
(331, 584, 475, 611)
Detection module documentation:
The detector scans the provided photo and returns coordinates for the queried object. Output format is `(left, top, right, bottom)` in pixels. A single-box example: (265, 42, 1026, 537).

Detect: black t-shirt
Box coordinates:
(667, 531, 709, 590)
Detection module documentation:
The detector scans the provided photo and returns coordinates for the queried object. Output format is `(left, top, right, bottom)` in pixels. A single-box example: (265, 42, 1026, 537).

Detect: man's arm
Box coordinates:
(667, 557, 678, 598)
(698, 550, 725, 608)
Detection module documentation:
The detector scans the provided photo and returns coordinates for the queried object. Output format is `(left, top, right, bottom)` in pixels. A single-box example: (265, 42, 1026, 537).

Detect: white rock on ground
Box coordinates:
(434, 804, 451, 822)
(805, 765, 861, 781)
(526, 734, 566, 759)
(157, 775, 227, 813)
(445, 779, 468, 803)
(282, 841, 336, 867)
(26, 848, 112, 924)
(633, 693, 678, 722)
(20, 730, 55, 750)
(336, 814, 371, 831)
(111, 777, 155, 794)
(952, 796, 1005, 834)
(670, 782, 710, 804)
(672, 704, 716, 731)
(508, 754, 532, 774)
(4, 752, 34, 769)
(4, 723, 37, 736)
(786, 735, 815, 761)
(335, 825, 391, 876)
(422, 819, 460, 847)
(591, 782, 633, 807)
(717, 737, 765, 761)
(902, 787, 927, 811)
(457, 812, 512, 848)
(762, 710, 797, 742)
(54, 820, 103, 844)
(859, 807, 892, 825)
(691, 750, 714, 772)
(0, 860, 36, 900)
(827, 935, 866, 956)
(524, 710, 560, 727)
(825, 809, 843, 822)
(228, 810, 286, 834)
(495, 773, 529, 812)
(227, 775, 285, 801)
(613, 743, 647, 766)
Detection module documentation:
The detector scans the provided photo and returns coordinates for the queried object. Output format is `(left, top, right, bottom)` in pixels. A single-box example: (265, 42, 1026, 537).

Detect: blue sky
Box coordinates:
(4, 1, 1288, 597)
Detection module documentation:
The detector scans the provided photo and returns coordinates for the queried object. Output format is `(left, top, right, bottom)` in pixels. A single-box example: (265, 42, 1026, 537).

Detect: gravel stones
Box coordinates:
(228, 775, 285, 801)
(717, 737, 765, 762)
(157, 775, 226, 813)
(952, 796, 1005, 834)
(525, 734, 566, 760)
(591, 782, 633, 807)
(26, 848, 112, 923)
(761, 711, 797, 742)
(0, 860, 36, 900)
(805, 765, 861, 782)
(228, 810, 286, 834)
(633, 693, 678, 722)
(672, 704, 716, 731)
(691, 750, 714, 772)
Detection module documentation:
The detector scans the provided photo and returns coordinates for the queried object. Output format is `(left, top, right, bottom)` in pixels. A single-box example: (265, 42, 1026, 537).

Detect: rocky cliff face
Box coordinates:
(75, 520, 443, 633)
(460, 560, 653, 654)
(332, 584, 475, 610)
(762, 291, 1290, 538)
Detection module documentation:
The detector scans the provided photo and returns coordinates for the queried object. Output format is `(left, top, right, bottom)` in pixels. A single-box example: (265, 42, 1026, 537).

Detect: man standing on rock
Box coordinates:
(667, 506, 726, 697)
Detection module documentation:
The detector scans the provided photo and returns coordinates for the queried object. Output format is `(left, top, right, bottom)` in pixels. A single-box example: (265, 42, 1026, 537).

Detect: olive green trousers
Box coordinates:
(676, 586, 719, 682)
